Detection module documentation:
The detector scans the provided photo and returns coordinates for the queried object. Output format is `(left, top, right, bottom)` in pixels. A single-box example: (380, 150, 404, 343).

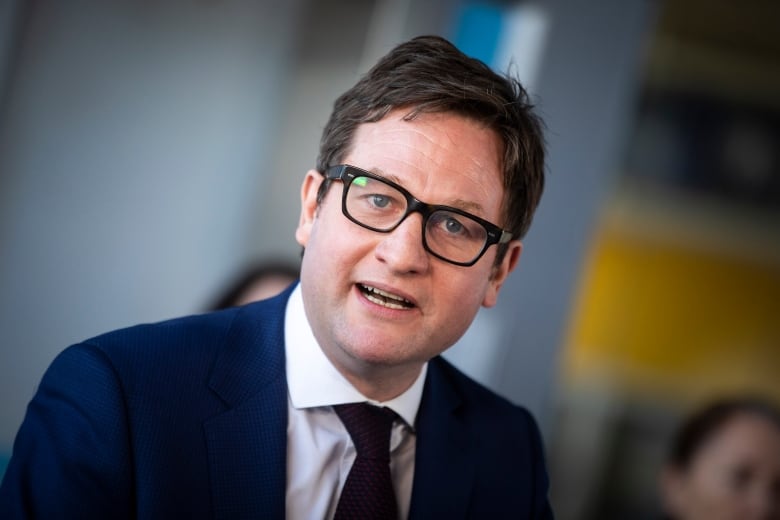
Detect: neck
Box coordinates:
(337, 360, 423, 403)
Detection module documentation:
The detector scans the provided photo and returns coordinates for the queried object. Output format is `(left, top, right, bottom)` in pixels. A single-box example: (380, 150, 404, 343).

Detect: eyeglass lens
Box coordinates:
(344, 175, 489, 264)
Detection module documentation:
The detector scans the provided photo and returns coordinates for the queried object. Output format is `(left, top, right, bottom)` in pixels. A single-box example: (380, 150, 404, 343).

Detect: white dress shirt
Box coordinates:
(284, 284, 427, 520)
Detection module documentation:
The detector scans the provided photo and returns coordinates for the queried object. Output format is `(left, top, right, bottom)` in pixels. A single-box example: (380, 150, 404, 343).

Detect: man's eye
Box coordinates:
(430, 212, 468, 236)
(370, 195, 391, 208)
(444, 217, 464, 234)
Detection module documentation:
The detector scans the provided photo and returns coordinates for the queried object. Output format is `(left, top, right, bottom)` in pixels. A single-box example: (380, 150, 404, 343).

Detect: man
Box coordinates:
(0, 35, 552, 518)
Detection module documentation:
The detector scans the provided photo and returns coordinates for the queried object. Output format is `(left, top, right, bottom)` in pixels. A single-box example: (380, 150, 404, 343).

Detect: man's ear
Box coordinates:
(295, 170, 324, 248)
(482, 241, 522, 308)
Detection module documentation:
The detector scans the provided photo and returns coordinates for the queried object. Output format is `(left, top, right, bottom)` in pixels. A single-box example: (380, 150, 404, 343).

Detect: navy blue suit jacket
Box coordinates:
(0, 286, 552, 519)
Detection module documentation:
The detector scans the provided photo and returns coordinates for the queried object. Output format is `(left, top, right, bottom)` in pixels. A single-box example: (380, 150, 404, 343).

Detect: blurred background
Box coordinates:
(0, 0, 778, 518)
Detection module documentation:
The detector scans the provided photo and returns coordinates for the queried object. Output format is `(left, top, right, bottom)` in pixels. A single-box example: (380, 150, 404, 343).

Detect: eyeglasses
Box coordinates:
(323, 164, 512, 267)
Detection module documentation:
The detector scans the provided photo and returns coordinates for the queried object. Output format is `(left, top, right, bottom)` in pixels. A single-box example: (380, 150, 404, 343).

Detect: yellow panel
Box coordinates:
(563, 218, 780, 402)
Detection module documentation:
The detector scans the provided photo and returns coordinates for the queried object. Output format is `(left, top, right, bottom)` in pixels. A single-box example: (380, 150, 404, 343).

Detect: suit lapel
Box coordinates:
(204, 291, 291, 519)
(408, 358, 475, 519)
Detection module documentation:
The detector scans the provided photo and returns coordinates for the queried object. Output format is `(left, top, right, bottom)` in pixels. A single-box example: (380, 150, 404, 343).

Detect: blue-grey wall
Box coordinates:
(0, 0, 305, 465)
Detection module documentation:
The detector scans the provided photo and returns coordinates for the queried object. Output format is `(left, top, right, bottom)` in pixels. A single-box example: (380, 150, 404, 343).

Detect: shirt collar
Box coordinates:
(284, 283, 426, 428)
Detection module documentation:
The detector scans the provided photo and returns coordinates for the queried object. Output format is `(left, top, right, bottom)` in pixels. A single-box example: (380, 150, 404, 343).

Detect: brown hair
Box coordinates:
(316, 35, 546, 263)
(667, 397, 780, 470)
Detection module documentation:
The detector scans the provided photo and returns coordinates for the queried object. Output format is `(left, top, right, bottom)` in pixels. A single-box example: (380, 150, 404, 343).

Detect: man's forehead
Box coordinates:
(344, 110, 505, 213)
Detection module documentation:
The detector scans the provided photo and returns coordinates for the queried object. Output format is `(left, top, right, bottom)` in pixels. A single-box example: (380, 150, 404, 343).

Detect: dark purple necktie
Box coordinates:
(333, 403, 398, 520)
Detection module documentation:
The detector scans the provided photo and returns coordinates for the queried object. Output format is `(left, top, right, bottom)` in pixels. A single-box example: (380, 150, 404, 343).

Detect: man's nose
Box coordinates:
(373, 212, 430, 274)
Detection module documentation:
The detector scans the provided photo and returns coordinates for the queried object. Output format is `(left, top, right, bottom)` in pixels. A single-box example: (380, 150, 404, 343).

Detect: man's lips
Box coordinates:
(357, 283, 415, 310)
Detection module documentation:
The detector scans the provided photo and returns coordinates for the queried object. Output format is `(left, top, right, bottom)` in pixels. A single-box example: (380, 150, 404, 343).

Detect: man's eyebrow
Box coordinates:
(367, 167, 398, 183)
(447, 198, 485, 214)
(368, 166, 486, 215)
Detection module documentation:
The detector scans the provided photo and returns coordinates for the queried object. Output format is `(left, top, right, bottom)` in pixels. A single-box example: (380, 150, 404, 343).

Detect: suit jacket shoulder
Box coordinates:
(0, 289, 292, 519)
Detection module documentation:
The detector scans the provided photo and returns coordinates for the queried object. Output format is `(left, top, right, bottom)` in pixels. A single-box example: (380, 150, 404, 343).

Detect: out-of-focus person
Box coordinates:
(660, 397, 780, 520)
(209, 260, 299, 310)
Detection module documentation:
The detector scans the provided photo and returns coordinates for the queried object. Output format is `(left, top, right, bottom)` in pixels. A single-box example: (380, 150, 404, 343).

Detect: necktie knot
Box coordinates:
(333, 403, 397, 460)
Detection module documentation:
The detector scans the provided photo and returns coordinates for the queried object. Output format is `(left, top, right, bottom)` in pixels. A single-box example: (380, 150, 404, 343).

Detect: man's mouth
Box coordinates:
(358, 284, 415, 310)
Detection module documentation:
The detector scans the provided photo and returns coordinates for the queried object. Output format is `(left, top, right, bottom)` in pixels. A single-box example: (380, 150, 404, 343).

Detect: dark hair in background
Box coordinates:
(315, 35, 546, 263)
(209, 260, 300, 311)
(666, 396, 780, 470)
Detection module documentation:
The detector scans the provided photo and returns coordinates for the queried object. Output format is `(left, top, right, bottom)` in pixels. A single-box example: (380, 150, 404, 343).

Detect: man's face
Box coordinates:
(295, 109, 521, 393)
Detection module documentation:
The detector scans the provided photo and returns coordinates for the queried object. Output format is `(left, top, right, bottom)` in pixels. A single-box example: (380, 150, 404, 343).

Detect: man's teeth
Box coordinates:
(361, 285, 412, 309)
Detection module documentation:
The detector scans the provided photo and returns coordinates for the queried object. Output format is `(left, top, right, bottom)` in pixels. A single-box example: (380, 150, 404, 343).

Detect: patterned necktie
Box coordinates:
(333, 403, 398, 520)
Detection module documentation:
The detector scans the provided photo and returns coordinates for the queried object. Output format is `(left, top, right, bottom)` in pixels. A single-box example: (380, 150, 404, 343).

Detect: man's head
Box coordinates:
(316, 35, 545, 263)
(295, 35, 546, 400)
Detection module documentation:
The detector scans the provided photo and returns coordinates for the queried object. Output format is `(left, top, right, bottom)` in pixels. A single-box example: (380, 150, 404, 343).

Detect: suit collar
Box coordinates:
(409, 357, 475, 519)
(207, 287, 292, 406)
(205, 287, 293, 519)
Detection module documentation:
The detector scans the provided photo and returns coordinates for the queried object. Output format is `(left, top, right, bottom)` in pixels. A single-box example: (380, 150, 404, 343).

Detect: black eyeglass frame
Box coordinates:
(323, 164, 512, 267)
